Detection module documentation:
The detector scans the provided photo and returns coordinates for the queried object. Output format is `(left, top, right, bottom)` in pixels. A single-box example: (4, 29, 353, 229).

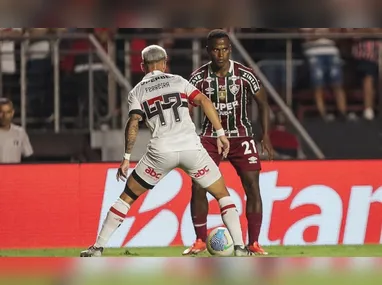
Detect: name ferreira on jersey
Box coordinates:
(145, 82, 170, 93)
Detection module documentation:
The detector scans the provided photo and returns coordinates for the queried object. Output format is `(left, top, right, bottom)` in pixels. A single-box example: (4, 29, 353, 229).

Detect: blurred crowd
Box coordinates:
(0, 27, 381, 129)
(241, 28, 381, 122)
(1, 27, 382, 163)
(2, 0, 382, 27)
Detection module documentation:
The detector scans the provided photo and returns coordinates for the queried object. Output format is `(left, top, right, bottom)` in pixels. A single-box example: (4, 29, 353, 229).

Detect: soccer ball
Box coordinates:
(206, 227, 234, 257)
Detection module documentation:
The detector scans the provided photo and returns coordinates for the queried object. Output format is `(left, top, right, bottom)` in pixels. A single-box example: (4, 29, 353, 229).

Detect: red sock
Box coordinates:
(247, 212, 263, 245)
(192, 216, 207, 242)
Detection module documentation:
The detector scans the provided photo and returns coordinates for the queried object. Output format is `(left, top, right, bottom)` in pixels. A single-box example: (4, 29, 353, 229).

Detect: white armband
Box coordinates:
(216, 128, 225, 137)
(123, 153, 131, 160)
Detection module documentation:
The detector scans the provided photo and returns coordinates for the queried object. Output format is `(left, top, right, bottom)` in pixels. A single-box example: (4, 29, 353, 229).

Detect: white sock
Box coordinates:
(95, 198, 130, 248)
(219, 196, 244, 246)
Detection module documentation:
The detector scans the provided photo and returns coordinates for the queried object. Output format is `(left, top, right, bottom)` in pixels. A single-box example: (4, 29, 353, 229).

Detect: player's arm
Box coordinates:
(192, 93, 223, 133)
(117, 111, 142, 182)
(117, 91, 144, 181)
(124, 113, 142, 156)
(248, 73, 274, 160)
(254, 88, 274, 160)
(124, 91, 144, 159)
(185, 77, 229, 156)
(243, 70, 270, 138)
(188, 104, 194, 117)
(187, 72, 202, 120)
(192, 92, 230, 157)
(253, 88, 270, 138)
(185, 75, 223, 132)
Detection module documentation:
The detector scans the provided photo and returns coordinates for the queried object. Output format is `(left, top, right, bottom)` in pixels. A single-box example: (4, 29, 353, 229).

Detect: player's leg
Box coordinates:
(238, 170, 267, 254)
(181, 148, 253, 256)
(81, 152, 173, 257)
(181, 182, 208, 255)
(183, 137, 222, 255)
(228, 137, 267, 255)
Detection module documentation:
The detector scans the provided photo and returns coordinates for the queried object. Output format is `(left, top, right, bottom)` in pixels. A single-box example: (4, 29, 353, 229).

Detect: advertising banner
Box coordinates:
(0, 161, 381, 248)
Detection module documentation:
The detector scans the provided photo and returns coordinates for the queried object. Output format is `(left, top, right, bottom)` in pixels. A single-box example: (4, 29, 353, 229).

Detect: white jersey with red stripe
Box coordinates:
(128, 70, 202, 153)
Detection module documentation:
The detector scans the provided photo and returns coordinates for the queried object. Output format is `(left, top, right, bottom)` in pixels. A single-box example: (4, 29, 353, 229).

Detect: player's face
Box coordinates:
(208, 38, 231, 69)
(0, 104, 14, 126)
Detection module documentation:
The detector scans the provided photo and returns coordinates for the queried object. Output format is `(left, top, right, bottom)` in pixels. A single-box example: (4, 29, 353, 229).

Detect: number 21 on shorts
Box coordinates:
(241, 139, 257, 155)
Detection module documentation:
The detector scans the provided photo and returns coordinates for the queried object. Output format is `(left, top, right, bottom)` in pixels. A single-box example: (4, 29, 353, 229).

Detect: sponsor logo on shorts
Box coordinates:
(248, 156, 258, 164)
(191, 166, 210, 178)
(145, 167, 162, 179)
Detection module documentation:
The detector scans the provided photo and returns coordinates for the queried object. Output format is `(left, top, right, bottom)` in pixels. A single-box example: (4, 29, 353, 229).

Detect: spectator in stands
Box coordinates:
(70, 28, 113, 127)
(350, 28, 380, 121)
(301, 28, 354, 122)
(268, 111, 305, 160)
(0, 28, 22, 99)
(168, 28, 211, 78)
(251, 28, 301, 99)
(0, 98, 33, 163)
(25, 28, 53, 118)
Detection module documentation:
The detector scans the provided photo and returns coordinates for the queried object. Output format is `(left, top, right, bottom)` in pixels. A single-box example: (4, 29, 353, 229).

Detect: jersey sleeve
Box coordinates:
(21, 129, 33, 157)
(245, 69, 261, 95)
(127, 91, 144, 119)
(182, 77, 201, 107)
(189, 72, 202, 88)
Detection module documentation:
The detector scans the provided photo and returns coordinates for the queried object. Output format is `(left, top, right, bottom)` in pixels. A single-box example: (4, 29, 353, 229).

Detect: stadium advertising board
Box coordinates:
(0, 161, 381, 248)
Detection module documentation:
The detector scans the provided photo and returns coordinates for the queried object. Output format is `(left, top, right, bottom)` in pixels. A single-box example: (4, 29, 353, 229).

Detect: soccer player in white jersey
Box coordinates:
(80, 45, 254, 257)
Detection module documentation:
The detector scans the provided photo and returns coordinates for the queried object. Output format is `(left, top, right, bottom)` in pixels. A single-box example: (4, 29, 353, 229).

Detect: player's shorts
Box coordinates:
(201, 136, 262, 173)
(132, 147, 222, 190)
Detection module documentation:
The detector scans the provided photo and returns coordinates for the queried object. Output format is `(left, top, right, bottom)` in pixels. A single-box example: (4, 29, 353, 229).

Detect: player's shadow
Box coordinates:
(122, 249, 140, 256)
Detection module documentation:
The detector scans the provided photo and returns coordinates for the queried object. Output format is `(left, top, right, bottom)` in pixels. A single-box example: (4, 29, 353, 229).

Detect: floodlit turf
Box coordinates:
(1, 273, 382, 285)
(1, 245, 382, 257)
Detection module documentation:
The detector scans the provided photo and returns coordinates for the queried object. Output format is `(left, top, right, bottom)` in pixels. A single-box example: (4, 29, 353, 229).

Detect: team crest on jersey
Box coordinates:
(229, 83, 240, 96)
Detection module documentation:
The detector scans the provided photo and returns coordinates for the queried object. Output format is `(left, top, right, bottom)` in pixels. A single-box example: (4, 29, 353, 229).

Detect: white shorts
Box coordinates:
(131, 148, 221, 189)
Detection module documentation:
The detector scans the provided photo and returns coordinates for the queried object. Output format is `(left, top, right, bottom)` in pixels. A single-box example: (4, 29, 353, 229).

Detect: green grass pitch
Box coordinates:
(1, 244, 382, 257)
(1, 246, 382, 285)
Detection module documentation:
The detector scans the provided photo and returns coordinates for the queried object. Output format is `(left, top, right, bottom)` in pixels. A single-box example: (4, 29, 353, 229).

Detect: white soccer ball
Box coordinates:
(206, 227, 234, 257)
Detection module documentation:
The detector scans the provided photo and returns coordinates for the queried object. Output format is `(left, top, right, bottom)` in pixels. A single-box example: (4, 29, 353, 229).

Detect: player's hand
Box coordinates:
(217, 136, 230, 158)
(116, 159, 130, 182)
(261, 135, 274, 161)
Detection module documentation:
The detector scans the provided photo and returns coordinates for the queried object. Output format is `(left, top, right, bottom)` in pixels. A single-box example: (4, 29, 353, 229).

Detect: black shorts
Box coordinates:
(356, 60, 378, 78)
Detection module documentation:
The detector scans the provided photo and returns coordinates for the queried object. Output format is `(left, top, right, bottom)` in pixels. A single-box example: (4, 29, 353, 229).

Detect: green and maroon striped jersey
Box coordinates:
(189, 60, 261, 138)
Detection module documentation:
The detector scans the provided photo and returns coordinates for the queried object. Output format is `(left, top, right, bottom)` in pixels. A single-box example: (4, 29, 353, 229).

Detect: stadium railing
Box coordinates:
(0, 32, 131, 133)
(1, 31, 382, 160)
(115, 31, 382, 160)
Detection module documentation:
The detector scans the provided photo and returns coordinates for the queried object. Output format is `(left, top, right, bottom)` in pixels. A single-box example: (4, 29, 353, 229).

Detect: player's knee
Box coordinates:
(245, 182, 260, 197)
(204, 177, 230, 201)
(243, 181, 260, 192)
(191, 181, 207, 200)
(241, 172, 261, 198)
